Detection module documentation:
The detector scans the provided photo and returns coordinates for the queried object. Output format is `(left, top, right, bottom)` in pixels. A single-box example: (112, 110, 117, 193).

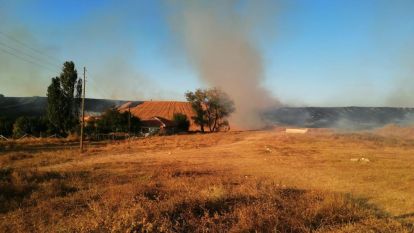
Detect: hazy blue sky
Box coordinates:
(1, 0, 414, 107)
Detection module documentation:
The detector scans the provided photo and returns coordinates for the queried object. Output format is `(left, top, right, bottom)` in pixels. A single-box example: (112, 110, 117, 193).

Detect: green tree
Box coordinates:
(185, 88, 235, 132)
(12, 116, 30, 138)
(173, 113, 190, 132)
(12, 116, 48, 138)
(185, 89, 208, 132)
(96, 108, 140, 134)
(204, 88, 235, 132)
(46, 61, 82, 136)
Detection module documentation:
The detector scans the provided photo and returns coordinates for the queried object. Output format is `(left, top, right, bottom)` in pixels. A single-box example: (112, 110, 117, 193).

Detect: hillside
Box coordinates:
(265, 107, 414, 129)
(0, 96, 139, 119)
(2, 97, 414, 129)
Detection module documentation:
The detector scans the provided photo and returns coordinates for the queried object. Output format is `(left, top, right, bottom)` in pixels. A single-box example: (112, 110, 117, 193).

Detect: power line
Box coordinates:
(0, 47, 57, 73)
(0, 40, 60, 69)
(0, 30, 112, 100)
(0, 30, 62, 65)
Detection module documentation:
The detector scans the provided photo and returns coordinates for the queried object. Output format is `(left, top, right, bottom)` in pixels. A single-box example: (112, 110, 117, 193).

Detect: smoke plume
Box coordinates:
(170, 1, 280, 129)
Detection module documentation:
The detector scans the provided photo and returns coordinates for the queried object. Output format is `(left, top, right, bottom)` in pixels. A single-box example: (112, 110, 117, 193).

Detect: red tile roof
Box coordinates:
(119, 101, 197, 130)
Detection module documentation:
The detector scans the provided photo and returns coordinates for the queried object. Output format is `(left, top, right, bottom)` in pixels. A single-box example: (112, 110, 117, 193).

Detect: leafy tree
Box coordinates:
(96, 108, 140, 134)
(46, 61, 82, 136)
(185, 88, 235, 132)
(12, 117, 30, 138)
(204, 88, 235, 132)
(12, 116, 48, 138)
(173, 113, 190, 132)
(0, 94, 4, 98)
(185, 89, 208, 132)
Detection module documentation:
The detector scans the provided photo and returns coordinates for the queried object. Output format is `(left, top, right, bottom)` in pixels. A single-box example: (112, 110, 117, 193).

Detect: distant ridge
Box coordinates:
(2, 96, 414, 129)
(265, 106, 414, 129)
(0, 96, 139, 119)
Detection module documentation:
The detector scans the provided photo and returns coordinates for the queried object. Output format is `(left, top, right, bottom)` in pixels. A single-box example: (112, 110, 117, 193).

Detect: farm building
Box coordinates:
(118, 101, 198, 131)
(140, 116, 177, 135)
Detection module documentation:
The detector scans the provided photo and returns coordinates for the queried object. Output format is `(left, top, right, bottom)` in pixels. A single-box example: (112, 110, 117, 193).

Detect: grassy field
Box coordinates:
(1, 129, 414, 232)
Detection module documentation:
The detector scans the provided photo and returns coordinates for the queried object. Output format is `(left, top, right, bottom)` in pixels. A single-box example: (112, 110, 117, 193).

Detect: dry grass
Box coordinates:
(0, 130, 413, 232)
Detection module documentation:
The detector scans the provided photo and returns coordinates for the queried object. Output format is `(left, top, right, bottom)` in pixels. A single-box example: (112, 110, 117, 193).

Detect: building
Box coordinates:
(140, 116, 177, 135)
(118, 101, 198, 131)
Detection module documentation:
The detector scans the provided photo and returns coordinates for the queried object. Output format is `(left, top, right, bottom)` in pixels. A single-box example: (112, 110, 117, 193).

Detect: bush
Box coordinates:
(173, 113, 190, 132)
(12, 116, 48, 138)
(95, 108, 141, 134)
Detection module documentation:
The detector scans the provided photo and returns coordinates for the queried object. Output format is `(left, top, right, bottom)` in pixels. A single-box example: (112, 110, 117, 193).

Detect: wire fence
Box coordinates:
(0, 132, 153, 142)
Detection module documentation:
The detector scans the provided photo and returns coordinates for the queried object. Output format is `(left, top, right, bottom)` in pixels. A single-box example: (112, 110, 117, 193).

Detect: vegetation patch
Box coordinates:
(0, 168, 86, 213)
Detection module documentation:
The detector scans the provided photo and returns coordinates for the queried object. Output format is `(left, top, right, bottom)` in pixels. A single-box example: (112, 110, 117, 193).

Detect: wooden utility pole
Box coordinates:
(128, 106, 131, 134)
(80, 67, 86, 153)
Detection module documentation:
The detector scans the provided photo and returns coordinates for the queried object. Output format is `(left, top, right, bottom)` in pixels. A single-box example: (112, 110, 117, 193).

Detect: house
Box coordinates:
(140, 116, 177, 135)
(118, 101, 198, 131)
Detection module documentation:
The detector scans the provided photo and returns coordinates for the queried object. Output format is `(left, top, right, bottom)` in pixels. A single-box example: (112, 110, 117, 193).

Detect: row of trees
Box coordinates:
(0, 61, 142, 138)
(0, 109, 192, 138)
(0, 116, 54, 138)
(84, 108, 141, 135)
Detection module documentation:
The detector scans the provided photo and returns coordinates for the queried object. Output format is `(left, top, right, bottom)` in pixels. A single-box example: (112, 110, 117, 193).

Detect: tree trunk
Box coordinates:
(212, 108, 218, 132)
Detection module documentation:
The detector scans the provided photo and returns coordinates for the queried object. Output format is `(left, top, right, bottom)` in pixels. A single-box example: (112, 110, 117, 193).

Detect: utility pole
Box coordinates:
(80, 67, 86, 153)
(128, 106, 131, 134)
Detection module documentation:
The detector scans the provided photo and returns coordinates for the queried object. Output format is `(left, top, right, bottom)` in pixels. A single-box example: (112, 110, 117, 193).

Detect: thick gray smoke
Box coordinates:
(170, 1, 280, 129)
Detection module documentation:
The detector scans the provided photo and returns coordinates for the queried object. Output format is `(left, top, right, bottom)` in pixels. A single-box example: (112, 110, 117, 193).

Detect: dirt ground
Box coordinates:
(1, 129, 413, 232)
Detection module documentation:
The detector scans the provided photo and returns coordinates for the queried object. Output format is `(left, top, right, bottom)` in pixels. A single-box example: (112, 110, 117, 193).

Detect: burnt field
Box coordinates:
(1, 128, 414, 232)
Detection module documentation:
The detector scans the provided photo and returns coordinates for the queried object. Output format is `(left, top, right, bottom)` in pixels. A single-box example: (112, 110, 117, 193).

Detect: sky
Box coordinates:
(1, 0, 414, 107)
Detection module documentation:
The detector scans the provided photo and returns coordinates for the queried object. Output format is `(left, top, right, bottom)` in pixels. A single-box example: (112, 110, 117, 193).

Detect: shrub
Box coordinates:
(173, 113, 190, 132)
(96, 108, 141, 134)
(12, 116, 48, 138)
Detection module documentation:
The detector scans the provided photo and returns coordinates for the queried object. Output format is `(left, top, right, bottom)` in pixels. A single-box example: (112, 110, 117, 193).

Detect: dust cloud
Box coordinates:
(169, 0, 281, 129)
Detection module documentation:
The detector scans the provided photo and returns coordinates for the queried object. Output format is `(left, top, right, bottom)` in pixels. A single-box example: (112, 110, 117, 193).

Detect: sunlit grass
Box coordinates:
(0, 130, 413, 232)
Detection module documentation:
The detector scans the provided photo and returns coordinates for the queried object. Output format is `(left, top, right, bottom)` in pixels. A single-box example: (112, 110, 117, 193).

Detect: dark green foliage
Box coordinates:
(173, 113, 190, 132)
(185, 89, 208, 132)
(94, 108, 141, 134)
(0, 117, 14, 137)
(12, 116, 48, 138)
(0, 94, 4, 98)
(204, 88, 235, 132)
(185, 88, 235, 132)
(46, 61, 82, 136)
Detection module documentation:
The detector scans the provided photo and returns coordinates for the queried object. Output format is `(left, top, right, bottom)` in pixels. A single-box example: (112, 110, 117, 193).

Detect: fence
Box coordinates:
(0, 133, 147, 142)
